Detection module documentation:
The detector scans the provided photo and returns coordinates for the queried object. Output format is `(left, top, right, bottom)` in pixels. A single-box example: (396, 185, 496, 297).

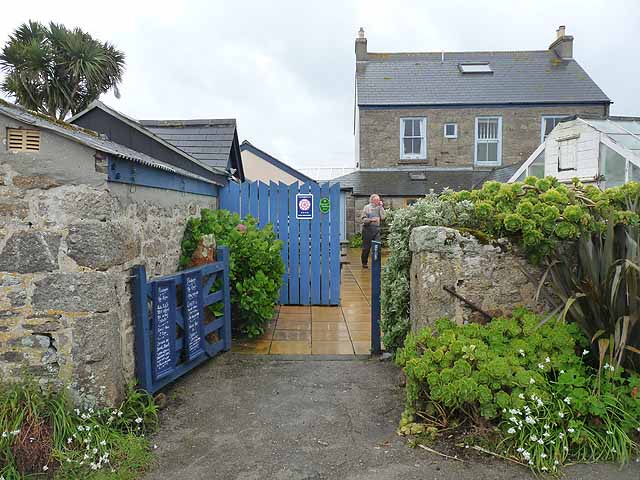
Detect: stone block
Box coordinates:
(67, 222, 140, 270)
(33, 272, 116, 312)
(13, 175, 61, 190)
(39, 187, 119, 223)
(0, 230, 61, 273)
(0, 198, 29, 219)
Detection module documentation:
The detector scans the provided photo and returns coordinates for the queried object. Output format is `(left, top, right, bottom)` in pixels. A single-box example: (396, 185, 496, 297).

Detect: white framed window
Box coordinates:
(400, 117, 426, 160)
(474, 117, 502, 166)
(558, 136, 577, 171)
(444, 123, 457, 139)
(541, 116, 566, 143)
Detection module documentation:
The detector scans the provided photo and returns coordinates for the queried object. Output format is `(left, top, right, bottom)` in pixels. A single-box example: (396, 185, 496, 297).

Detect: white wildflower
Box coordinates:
(10, 430, 19, 435)
(543, 432, 550, 438)
(519, 349, 525, 357)
(545, 356, 550, 363)
(560, 370, 565, 374)
(531, 435, 538, 442)
(582, 350, 589, 356)
(544, 424, 550, 430)
(522, 450, 531, 460)
(135, 417, 143, 424)
(100, 440, 107, 446)
(516, 447, 524, 453)
(153, 444, 158, 450)
(558, 412, 565, 418)
(541, 453, 548, 458)
(1, 432, 7, 438)
(509, 416, 518, 423)
(606, 430, 613, 435)
(541, 466, 548, 471)
(554, 460, 559, 465)
(612, 448, 616, 453)
(92, 448, 98, 454)
(536, 398, 544, 407)
(537, 438, 544, 445)
(568, 428, 575, 433)
(518, 393, 525, 400)
(538, 363, 544, 370)
(559, 432, 564, 439)
(43, 466, 48, 472)
(67, 437, 73, 444)
(117, 411, 123, 417)
(525, 416, 536, 425)
(563, 397, 571, 405)
(77, 425, 84, 432)
(530, 378, 536, 384)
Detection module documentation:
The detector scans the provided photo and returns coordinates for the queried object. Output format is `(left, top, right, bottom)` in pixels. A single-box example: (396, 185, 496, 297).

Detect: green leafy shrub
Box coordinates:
(348, 232, 363, 248)
(0, 381, 157, 478)
(396, 308, 640, 474)
(382, 180, 640, 353)
(180, 209, 284, 337)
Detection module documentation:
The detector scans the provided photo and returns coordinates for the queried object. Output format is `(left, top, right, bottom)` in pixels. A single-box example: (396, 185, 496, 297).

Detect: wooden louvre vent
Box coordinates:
(7, 128, 41, 152)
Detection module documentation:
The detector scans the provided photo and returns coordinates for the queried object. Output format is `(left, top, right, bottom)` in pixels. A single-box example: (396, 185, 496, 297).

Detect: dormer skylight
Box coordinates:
(458, 63, 492, 74)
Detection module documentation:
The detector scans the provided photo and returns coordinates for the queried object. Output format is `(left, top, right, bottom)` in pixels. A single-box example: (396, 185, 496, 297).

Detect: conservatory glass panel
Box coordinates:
(528, 150, 545, 178)
(599, 143, 626, 188)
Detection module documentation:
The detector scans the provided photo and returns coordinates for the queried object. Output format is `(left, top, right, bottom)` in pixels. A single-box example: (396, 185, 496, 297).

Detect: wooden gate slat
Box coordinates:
(298, 182, 311, 305)
(329, 183, 341, 305)
(278, 182, 289, 304)
(269, 181, 278, 230)
(240, 182, 250, 218)
(320, 182, 330, 305)
(310, 181, 321, 304)
(258, 181, 269, 229)
(288, 182, 300, 304)
(249, 181, 259, 220)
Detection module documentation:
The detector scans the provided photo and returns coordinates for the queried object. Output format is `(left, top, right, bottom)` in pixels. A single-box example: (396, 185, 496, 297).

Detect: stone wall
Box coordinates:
(358, 104, 607, 169)
(409, 226, 547, 331)
(0, 118, 216, 405)
(345, 192, 414, 239)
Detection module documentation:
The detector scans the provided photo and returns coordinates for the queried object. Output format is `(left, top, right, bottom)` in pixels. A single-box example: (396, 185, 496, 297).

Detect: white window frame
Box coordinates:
(541, 115, 566, 143)
(400, 117, 427, 160)
(444, 123, 457, 139)
(474, 116, 502, 167)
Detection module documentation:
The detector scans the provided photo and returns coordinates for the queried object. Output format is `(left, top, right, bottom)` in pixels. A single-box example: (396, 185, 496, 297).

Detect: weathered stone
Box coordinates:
(189, 234, 216, 267)
(67, 222, 139, 270)
(0, 275, 21, 287)
(1, 351, 24, 362)
(0, 230, 61, 273)
(13, 174, 61, 190)
(39, 187, 119, 222)
(32, 272, 115, 312)
(7, 289, 27, 307)
(0, 198, 29, 219)
(409, 226, 548, 331)
(24, 315, 64, 332)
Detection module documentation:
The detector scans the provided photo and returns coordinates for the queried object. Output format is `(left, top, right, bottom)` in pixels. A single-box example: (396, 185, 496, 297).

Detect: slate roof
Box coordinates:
(332, 168, 490, 196)
(0, 100, 218, 184)
(140, 119, 237, 170)
(474, 162, 525, 186)
(357, 50, 610, 106)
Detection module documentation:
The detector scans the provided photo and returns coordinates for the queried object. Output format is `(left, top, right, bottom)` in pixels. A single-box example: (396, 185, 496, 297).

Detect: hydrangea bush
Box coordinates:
(396, 308, 640, 474)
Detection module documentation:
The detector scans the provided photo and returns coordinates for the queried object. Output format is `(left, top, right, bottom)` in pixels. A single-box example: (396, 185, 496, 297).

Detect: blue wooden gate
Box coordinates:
(132, 247, 231, 394)
(220, 181, 341, 305)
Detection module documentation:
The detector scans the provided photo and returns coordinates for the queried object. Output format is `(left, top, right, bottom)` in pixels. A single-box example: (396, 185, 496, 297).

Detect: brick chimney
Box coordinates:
(549, 25, 573, 60)
(355, 27, 367, 62)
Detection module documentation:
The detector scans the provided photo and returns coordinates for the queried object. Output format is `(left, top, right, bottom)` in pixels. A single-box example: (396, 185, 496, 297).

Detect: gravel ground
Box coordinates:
(144, 354, 640, 480)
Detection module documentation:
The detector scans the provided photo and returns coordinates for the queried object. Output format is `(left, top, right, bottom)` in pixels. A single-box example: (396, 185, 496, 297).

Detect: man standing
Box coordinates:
(360, 194, 385, 268)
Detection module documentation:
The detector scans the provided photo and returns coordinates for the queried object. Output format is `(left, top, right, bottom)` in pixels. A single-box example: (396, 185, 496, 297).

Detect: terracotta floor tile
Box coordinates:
(352, 341, 371, 355)
(272, 329, 311, 341)
(277, 313, 311, 322)
(348, 330, 372, 342)
(279, 305, 312, 314)
(311, 341, 354, 355)
(269, 340, 311, 354)
(344, 321, 371, 332)
(312, 322, 350, 333)
(231, 340, 271, 354)
(312, 330, 352, 341)
(275, 319, 311, 330)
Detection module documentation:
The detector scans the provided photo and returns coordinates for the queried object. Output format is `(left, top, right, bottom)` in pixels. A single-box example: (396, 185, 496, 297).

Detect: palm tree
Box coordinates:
(0, 21, 125, 120)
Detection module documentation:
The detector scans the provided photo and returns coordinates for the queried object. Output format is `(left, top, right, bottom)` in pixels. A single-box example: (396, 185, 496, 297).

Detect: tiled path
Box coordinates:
(232, 248, 373, 355)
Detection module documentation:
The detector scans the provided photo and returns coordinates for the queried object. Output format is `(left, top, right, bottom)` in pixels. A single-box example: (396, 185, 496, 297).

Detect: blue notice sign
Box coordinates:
(152, 280, 177, 381)
(182, 271, 204, 361)
(296, 193, 313, 220)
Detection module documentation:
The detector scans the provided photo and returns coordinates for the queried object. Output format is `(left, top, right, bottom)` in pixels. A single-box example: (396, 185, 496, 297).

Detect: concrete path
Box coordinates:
(145, 355, 639, 480)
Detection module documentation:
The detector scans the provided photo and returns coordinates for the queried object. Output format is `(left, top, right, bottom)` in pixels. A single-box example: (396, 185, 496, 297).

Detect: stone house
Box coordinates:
(0, 100, 229, 405)
(337, 26, 611, 238)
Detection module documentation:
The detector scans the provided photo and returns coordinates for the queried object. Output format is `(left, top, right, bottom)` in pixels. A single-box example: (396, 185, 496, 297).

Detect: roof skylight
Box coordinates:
(458, 63, 492, 74)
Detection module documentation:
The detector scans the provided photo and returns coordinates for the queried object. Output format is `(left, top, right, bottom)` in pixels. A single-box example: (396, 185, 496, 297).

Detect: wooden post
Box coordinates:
(371, 241, 382, 355)
(132, 265, 153, 392)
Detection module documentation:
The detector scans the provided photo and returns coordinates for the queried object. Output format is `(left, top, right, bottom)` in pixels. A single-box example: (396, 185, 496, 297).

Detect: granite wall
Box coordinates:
(0, 118, 217, 405)
(409, 226, 548, 331)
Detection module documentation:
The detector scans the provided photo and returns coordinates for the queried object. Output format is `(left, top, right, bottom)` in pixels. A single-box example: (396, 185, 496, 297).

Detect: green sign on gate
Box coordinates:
(319, 197, 331, 214)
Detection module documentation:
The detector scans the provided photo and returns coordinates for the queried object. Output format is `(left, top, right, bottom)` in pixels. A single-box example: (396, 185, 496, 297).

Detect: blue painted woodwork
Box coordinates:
(288, 183, 300, 304)
(298, 183, 311, 305)
(371, 241, 382, 355)
(220, 181, 340, 305)
(329, 183, 341, 305)
(108, 157, 218, 197)
(320, 182, 330, 305)
(132, 247, 231, 394)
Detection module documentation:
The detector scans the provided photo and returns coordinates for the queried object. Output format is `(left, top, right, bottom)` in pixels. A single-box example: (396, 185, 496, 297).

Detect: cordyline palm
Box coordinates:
(0, 20, 125, 120)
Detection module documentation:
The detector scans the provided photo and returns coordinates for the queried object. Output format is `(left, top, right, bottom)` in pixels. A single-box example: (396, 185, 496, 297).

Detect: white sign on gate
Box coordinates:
(296, 193, 313, 220)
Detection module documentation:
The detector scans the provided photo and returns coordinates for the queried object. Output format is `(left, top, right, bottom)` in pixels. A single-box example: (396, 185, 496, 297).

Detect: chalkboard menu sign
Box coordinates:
(183, 271, 204, 361)
(152, 280, 177, 380)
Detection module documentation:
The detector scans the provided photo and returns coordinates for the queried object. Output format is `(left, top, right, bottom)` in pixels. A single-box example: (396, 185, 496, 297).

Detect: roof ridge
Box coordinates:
(367, 49, 549, 58)
(140, 119, 236, 127)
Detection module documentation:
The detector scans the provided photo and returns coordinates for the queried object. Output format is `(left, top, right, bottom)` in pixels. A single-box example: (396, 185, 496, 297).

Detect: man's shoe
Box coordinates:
(362, 264, 368, 269)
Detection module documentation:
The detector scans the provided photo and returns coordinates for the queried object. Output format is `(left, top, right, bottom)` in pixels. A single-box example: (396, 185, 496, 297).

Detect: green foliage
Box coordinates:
(0, 21, 125, 120)
(545, 219, 640, 371)
(396, 308, 640, 474)
(180, 209, 284, 337)
(0, 381, 157, 478)
(348, 233, 363, 248)
(382, 180, 640, 353)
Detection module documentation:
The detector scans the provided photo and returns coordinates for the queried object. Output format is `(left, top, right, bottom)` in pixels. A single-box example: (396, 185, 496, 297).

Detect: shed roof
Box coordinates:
(357, 50, 610, 106)
(0, 100, 219, 185)
(240, 140, 315, 183)
(332, 168, 490, 196)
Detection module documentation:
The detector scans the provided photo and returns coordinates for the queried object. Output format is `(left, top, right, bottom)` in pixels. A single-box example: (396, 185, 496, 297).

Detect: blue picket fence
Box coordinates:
(220, 181, 341, 305)
(132, 247, 231, 394)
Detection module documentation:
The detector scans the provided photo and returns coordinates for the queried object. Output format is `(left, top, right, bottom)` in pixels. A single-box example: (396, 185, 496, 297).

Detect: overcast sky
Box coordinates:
(1, 0, 638, 169)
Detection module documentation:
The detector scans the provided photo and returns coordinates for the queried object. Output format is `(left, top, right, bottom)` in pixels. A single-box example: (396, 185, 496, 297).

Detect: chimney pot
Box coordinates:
(549, 25, 573, 60)
(358, 27, 365, 39)
(355, 27, 368, 63)
(557, 25, 566, 38)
